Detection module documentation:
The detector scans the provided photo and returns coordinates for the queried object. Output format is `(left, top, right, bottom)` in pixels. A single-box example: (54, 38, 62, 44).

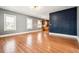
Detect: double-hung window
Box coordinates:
(4, 14, 16, 31)
(37, 20, 42, 28)
(26, 18, 32, 29)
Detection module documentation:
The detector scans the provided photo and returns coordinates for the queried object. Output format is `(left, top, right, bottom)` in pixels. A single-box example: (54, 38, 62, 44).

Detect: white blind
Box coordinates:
(26, 18, 32, 29)
(4, 14, 16, 31)
(37, 20, 42, 28)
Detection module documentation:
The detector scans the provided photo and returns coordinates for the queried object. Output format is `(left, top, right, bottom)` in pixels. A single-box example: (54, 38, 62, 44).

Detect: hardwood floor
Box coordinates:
(0, 31, 79, 53)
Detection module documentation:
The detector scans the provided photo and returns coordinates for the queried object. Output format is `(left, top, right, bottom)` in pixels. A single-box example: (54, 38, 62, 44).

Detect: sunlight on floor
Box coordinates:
(4, 39, 16, 53)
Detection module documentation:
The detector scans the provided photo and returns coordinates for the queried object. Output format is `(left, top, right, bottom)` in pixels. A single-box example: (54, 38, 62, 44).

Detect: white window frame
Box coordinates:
(37, 20, 42, 28)
(26, 17, 33, 29)
(4, 14, 16, 31)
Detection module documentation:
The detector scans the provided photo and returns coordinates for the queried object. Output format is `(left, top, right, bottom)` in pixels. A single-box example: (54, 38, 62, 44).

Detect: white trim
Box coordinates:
(4, 14, 16, 31)
(49, 32, 79, 42)
(0, 30, 42, 38)
(26, 17, 33, 29)
(49, 32, 78, 39)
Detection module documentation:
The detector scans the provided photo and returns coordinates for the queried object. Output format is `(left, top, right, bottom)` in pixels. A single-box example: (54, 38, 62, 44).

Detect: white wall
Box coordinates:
(77, 7, 79, 36)
(77, 7, 79, 41)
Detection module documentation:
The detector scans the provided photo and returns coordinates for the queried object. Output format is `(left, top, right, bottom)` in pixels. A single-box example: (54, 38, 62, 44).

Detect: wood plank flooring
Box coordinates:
(0, 31, 79, 53)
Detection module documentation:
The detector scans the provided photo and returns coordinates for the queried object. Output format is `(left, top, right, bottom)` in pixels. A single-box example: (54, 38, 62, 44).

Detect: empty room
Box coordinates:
(0, 6, 79, 53)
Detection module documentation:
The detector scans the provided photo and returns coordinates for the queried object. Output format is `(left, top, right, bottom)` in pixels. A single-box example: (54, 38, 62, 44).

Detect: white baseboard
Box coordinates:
(49, 32, 78, 39)
(0, 30, 42, 38)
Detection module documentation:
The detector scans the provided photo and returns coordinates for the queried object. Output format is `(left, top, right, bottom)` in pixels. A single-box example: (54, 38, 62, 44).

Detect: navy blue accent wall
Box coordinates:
(49, 7, 77, 35)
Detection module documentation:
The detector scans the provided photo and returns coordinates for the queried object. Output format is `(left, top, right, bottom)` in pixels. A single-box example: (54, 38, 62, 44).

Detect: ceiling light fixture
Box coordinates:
(30, 6, 41, 9)
(33, 6, 38, 8)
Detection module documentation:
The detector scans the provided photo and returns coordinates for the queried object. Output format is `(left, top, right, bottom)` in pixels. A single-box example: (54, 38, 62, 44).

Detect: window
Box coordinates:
(37, 20, 42, 28)
(4, 14, 16, 31)
(26, 18, 32, 29)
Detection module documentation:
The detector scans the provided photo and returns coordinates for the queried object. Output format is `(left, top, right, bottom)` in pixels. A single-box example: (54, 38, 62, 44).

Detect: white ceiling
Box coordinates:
(0, 6, 74, 20)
